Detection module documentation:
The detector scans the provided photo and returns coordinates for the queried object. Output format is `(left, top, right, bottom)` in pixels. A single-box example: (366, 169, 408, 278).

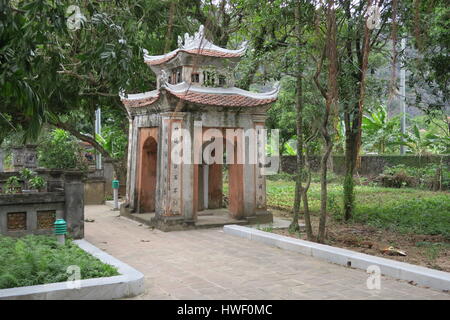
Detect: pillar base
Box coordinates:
(246, 210, 273, 225)
(151, 216, 196, 232)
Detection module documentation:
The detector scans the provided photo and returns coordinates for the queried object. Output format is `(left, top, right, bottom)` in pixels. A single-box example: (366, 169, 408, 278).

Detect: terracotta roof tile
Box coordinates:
(121, 95, 160, 108)
(169, 91, 276, 107)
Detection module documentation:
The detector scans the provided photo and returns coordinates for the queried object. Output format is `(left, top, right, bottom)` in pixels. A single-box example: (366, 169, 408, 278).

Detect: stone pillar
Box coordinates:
(254, 119, 267, 211)
(103, 158, 115, 197)
(0, 149, 3, 172)
(125, 118, 133, 206)
(11, 147, 24, 170)
(46, 169, 64, 192)
(64, 171, 84, 239)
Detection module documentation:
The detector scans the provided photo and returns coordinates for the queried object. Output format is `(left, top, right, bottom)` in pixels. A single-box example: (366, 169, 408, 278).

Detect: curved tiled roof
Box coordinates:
(144, 25, 247, 66)
(145, 48, 245, 66)
(167, 90, 276, 107)
(121, 82, 279, 109)
(120, 90, 160, 108)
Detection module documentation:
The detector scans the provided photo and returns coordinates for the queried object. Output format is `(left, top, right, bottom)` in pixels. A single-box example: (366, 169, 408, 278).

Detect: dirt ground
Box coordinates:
(270, 210, 450, 273)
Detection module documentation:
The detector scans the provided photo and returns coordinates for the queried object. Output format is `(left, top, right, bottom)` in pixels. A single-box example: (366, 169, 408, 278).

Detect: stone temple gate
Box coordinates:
(120, 25, 279, 230)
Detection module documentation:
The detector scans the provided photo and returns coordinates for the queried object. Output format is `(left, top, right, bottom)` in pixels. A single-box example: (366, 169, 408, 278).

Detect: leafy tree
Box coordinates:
(38, 129, 86, 170)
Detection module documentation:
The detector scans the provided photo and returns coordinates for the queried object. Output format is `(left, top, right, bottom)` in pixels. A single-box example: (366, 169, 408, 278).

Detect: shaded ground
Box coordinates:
(84, 205, 449, 300)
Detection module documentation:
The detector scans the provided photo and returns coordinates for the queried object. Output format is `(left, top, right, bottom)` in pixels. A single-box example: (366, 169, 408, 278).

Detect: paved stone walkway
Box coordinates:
(84, 205, 450, 300)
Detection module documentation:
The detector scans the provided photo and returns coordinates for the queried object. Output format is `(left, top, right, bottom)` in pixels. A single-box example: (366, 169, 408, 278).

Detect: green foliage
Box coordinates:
(266, 76, 323, 156)
(415, 242, 450, 261)
(266, 172, 295, 182)
(95, 125, 127, 160)
(327, 192, 342, 222)
(19, 168, 34, 181)
(37, 129, 87, 171)
(266, 179, 450, 239)
(362, 105, 402, 154)
(0, 235, 118, 289)
(258, 224, 274, 233)
(380, 164, 450, 190)
(401, 124, 449, 155)
(28, 175, 46, 191)
(3, 175, 21, 194)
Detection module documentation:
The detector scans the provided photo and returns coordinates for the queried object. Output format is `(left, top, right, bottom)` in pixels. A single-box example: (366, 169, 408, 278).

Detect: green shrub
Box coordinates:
(28, 175, 46, 190)
(38, 129, 87, 171)
(379, 164, 450, 190)
(4, 175, 21, 194)
(0, 235, 119, 289)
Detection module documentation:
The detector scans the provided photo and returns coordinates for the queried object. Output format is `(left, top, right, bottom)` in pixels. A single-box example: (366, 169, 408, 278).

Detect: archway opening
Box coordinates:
(195, 129, 244, 220)
(138, 136, 158, 213)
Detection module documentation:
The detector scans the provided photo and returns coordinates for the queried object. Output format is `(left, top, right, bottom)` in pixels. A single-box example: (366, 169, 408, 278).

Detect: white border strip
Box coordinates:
(0, 240, 144, 300)
(223, 225, 450, 292)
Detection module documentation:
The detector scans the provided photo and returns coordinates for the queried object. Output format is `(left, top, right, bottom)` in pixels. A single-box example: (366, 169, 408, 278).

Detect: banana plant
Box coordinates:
(401, 124, 449, 155)
(362, 105, 402, 154)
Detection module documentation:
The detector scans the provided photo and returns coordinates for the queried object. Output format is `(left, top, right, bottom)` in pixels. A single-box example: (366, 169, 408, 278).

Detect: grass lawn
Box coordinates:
(265, 178, 450, 271)
(0, 235, 119, 290)
(267, 179, 450, 239)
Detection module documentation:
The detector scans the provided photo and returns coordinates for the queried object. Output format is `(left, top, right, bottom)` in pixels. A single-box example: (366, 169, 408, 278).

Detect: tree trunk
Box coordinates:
(343, 129, 356, 220)
(317, 0, 338, 244)
(301, 145, 314, 240)
(343, 1, 373, 221)
(318, 134, 333, 243)
(290, 0, 305, 233)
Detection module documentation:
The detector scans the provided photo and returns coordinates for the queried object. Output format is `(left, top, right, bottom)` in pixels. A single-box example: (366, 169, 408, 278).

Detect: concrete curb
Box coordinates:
(223, 225, 450, 292)
(0, 239, 145, 300)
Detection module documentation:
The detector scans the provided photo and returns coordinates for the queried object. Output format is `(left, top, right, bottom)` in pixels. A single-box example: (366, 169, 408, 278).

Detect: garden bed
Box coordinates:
(0, 235, 119, 290)
(266, 179, 450, 273)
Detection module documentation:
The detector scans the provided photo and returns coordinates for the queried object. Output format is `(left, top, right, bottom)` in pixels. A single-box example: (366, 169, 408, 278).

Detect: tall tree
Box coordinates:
(313, 0, 339, 243)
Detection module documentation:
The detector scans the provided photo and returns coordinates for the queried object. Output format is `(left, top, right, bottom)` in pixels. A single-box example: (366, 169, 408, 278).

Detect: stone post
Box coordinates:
(0, 149, 3, 172)
(103, 158, 115, 197)
(64, 171, 84, 239)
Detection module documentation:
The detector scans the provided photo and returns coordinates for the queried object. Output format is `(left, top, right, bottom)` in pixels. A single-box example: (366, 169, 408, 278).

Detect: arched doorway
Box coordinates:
(194, 128, 244, 219)
(138, 134, 158, 213)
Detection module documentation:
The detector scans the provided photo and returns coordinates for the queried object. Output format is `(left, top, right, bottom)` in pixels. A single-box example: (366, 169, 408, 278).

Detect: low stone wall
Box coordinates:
(280, 155, 450, 176)
(0, 170, 84, 239)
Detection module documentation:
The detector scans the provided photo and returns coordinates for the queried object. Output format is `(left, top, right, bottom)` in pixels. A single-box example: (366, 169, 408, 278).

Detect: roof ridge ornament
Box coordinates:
(179, 25, 206, 50)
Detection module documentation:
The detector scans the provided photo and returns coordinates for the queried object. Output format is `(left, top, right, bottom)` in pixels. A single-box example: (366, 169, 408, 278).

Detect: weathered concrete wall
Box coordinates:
(0, 189, 83, 239)
(64, 174, 84, 239)
(280, 155, 450, 175)
(84, 178, 105, 205)
(11, 145, 37, 170)
(103, 159, 115, 197)
(0, 170, 85, 239)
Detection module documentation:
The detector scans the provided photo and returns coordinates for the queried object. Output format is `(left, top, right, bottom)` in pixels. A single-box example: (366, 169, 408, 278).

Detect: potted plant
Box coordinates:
(20, 168, 34, 191)
(28, 175, 46, 192)
(4, 176, 21, 194)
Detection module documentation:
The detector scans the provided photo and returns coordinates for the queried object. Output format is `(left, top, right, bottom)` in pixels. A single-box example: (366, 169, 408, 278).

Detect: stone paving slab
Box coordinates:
(84, 205, 450, 300)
